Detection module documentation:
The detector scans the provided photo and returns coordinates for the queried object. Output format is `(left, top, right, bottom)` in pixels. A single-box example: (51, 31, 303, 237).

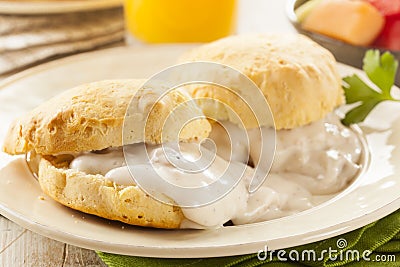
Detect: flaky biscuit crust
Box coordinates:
(38, 156, 184, 229)
(180, 34, 344, 130)
(3, 79, 211, 155)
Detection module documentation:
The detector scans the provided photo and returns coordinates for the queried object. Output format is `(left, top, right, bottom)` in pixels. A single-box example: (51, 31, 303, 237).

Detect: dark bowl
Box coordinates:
(286, 0, 400, 86)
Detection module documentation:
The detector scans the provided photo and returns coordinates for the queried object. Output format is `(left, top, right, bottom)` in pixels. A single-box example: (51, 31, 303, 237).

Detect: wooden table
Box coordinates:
(0, 218, 105, 266)
(0, 1, 294, 266)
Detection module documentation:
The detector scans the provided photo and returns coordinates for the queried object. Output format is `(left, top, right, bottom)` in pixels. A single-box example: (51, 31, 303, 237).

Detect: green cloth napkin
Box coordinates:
(97, 208, 400, 267)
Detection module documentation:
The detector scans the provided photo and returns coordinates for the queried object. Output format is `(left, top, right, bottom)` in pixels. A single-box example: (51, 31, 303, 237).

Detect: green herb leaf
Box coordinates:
(342, 50, 399, 126)
(363, 50, 398, 97)
(341, 98, 381, 126)
(342, 75, 381, 104)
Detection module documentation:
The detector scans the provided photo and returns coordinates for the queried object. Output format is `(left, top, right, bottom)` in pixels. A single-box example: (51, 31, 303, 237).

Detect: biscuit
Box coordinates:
(38, 155, 184, 228)
(3, 79, 211, 155)
(179, 34, 344, 129)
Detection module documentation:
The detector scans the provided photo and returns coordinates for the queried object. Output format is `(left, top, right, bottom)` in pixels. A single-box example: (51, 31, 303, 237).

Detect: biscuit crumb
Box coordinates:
(38, 196, 45, 200)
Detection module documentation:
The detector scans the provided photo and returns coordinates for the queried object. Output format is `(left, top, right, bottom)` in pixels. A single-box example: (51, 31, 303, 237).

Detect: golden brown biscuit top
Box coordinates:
(180, 34, 344, 130)
(3, 79, 211, 155)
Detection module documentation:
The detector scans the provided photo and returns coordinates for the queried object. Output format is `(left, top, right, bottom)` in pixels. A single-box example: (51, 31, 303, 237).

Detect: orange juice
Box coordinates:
(124, 0, 236, 43)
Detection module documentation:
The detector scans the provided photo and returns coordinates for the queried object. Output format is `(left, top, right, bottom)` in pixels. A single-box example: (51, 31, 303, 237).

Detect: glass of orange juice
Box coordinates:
(124, 0, 237, 43)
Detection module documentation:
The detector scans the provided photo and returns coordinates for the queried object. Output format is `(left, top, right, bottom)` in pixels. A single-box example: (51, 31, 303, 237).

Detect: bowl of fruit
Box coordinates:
(287, 0, 400, 85)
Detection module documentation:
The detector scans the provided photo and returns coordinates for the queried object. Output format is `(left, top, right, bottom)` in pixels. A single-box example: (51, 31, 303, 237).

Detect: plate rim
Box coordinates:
(0, 45, 400, 258)
(0, 0, 123, 15)
(0, 45, 193, 89)
(1, 197, 400, 258)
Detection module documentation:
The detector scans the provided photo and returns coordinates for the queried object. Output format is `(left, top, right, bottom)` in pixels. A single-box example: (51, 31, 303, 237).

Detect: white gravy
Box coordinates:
(69, 114, 362, 228)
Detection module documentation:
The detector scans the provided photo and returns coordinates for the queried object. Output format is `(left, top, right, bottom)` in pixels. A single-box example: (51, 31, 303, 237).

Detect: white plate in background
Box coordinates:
(0, 45, 399, 257)
(0, 0, 122, 14)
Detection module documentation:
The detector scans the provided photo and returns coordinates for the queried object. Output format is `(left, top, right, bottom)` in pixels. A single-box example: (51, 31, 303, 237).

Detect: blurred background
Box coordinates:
(0, 0, 293, 79)
(0, 0, 398, 83)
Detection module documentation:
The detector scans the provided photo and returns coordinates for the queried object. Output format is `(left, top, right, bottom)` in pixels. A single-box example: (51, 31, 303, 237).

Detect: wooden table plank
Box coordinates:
(63, 244, 106, 267)
(0, 216, 105, 267)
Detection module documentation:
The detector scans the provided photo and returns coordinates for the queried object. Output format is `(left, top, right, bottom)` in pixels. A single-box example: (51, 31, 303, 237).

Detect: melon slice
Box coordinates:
(302, 0, 385, 46)
(295, 0, 323, 23)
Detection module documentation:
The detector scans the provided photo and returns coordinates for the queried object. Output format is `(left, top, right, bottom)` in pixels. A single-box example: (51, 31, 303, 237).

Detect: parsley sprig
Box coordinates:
(342, 50, 399, 126)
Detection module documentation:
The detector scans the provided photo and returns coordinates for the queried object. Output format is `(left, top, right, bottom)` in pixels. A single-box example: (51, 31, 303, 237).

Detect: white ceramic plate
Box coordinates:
(0, 0, 122, 14)
(0, 46, 400, 258)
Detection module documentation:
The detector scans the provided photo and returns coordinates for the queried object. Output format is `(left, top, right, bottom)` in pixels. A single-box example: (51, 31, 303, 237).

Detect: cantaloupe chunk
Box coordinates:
(295, 0, 323, 23)
(302, 0, 385, 46)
